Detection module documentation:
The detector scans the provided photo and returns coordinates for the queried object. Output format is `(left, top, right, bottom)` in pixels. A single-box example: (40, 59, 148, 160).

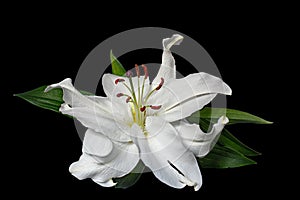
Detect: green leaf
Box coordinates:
(198, 119, 260, 156)
(189, 118, 259, 167)
(198, 144, 256, 168)
(189, 107, 273, 125)
(79, 90, 94, 96)
(110, 50, 126, 76)
(14, 85, 63, 113)
(219, 129, 261, 156)
(114, 161, 145, 189)
(15, 86, 93, 113)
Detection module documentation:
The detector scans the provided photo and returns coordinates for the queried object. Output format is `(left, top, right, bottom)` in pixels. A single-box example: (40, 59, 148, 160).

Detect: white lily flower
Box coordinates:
(45, 34, 232, 191)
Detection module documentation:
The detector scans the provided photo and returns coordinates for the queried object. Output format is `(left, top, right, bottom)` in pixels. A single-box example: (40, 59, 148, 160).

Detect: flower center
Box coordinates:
(115, 64, 163, 129)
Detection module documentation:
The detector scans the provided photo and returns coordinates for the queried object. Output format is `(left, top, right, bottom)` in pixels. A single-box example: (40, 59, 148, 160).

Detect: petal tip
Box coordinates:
(44, 85, 52, 93)
(59, 103, 70, 112)
(163, 34, 184, 50)
(94, 179, 117, 187)
(223, 83, 232, 95)
(44, 78, 73, 92)
(194, 183, 202, 191)
(69, 162, 85, 180)
(60, 78, 73, 85)
(220, 116, 229, 125)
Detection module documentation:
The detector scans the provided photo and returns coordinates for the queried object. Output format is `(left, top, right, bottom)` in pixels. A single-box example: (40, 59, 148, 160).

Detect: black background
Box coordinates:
(6, 5, 289, 199)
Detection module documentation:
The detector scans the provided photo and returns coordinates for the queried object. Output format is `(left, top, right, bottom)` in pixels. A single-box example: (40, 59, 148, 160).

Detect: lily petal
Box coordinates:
(173, 116, 229, 158)
(60, 103, 131, 142)
(152, 34, 184, 85)
(131, 116, 202, 191)
(45, 78, 111, 113)
(69, 153, 119, 187)
(45, 78, 131, 142)
(86, 95, 133, 126)
(94, 179, 117, 187)
(83, 129, 113, 157)
(148, 72, 232, 122)
(69, 129, 139, 186)
(69, 153, 99, 180)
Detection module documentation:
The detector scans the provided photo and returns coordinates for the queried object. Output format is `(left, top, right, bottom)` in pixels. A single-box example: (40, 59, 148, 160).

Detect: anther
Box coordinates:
(126, 70, 133, 77)
(140, 106, 146, 112)
(115, 78, 125, 85)
(135, 64, 140, 78)
(150, 105, 162, 110)
(126, 96, 131, 103)
(155, 78, 164, 90)
(116, 93, 124, 97)
(142, 64, 148, 79)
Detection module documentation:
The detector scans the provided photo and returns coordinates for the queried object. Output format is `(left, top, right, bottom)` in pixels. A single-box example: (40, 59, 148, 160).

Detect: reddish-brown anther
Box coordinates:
(150, 105, 162, 110)
(142, 64, 148, 79)
(116, 93, 124, 97)
(140, 106, 146, 112)
(156, 78, 164, 90)
(115, 78, 125, 85)
(135, 64, 140, 78)
(126, 96, 131, 103)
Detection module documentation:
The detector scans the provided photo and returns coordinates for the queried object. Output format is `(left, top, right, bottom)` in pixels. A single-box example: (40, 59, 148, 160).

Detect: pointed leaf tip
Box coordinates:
(15, 85, 93, 115)
(189, 107, 273, 125)
(14, 85, 63, 113)
(110, 50, 126, 76)
(198, 145, 257, 168)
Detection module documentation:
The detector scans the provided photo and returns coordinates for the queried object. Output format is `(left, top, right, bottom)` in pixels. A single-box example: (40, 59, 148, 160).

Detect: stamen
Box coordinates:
(126, 96, 132, 103)
(127, 70, 138, 105)
(135, 64, 140, 78)
(136, 64, 141, 108)
(142, 64, 148, 79)
(140, 106, 146, 112)
(150, 105, 162, 110)
(144, 77, 164, 104)
(155, 77, 164, 90)
(116, 93, 132, 103)
(126, 70, 133, 77)
(115, 64, 163, 129)
(115, 78, 125, 85)
(140, 64, 148, 105)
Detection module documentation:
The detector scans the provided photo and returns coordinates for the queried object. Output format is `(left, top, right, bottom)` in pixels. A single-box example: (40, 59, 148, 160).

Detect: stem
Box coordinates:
(137, 76, 142, 123)
(144, 87, 157, 104)
(128, 77, 137, 105)
(141, 77, 146, 104)
(128, 77, 140, 123)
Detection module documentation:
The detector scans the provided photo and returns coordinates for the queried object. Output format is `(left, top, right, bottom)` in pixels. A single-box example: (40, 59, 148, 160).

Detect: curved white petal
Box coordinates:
(87, 95, 133, 127)
(83, 129, 113, 157)
(69, 153, 120, 187)
(152, 34, 184, 85)
(69, 153, 98, 180)
(148, 72, 232, 122)
(93, 179, 117, 187)
(173, 116, 229, 158)
(69, 129, 140, 186)
(163, 34, 184, 50)
(60, 103, 131, 142)
(131, 116, 202, 191)
(45, 78, 131, 142)
(45, 78, 111, 114)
